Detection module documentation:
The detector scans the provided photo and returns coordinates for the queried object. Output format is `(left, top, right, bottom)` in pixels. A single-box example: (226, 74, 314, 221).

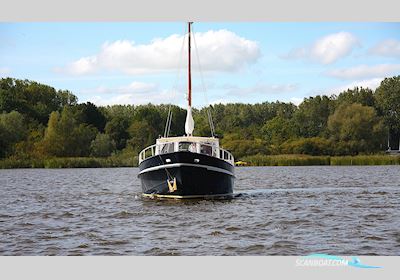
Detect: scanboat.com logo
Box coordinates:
(296, 254, 382, 269)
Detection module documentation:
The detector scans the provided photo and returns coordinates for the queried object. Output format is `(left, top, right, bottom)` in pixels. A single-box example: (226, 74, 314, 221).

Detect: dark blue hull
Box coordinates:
(138, 151, 234, 198)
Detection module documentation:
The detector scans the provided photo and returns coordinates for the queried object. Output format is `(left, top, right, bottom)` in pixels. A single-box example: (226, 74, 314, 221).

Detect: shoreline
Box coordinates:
(241, 154, 400, 166)
(1, 154, 399, 169)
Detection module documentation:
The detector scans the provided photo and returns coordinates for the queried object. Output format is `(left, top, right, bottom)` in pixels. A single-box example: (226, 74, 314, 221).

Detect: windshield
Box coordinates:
(178, 142, 197, 152)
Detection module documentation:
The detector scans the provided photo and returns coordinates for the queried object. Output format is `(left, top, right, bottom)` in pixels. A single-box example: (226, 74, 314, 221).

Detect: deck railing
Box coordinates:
(138, 144, 156, 163)
(218, 147, 235, 165)
(138, 142, 234, 165)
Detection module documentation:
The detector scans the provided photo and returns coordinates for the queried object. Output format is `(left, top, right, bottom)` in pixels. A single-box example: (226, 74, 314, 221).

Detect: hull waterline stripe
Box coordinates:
(139, 163, 235, 177)
(142, 193, 233, 199)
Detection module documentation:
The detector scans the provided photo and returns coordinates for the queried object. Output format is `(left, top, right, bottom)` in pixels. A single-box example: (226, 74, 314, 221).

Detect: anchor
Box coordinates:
(167, 177, 177, 193)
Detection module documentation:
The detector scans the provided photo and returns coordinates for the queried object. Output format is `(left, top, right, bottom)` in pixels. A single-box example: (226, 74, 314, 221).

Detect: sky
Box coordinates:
(0, 22, 399, 107)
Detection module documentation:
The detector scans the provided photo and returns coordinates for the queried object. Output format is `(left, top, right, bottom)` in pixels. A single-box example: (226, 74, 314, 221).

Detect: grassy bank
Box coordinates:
(241, 154, 330, 166)
(0, 155, 138, 169)
(241, 154, 400, 166)
(330, 155, 400, 165)
(1, 154, 400, 169)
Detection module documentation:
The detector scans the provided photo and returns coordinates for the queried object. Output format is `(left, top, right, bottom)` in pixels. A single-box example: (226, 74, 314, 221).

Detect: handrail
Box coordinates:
(138, 142, 234, 165)
(139, 144, 156, 163)
(219, 147, 235, 165)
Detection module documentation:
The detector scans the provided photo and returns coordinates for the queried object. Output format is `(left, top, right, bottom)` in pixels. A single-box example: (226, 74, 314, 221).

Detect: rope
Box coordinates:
(163, 25, 186, 138)
(167, 111, 173, 136)
(191, 25, 216, 137)
(157, 153, 174, 181)
(163, 107, 171, 137)
(158, 25, 190, 189)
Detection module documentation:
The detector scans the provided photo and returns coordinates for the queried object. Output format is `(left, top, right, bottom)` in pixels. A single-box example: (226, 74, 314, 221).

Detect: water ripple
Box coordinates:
(0, 166, 399, 255)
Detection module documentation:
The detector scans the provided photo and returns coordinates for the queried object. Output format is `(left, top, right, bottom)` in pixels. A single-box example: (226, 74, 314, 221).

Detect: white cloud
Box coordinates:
(369, 39, 400, 58)
(282, 32, 359, 64)
(327, 64, 400, 80)
(80, 81, 181, 106)
(88, 90, 180, 106)
(81, 81, 158, 95)
(224, 82, 298, 96)
(330, 77, 384, 94)
(59, 30, 261, 75)
(0, 67, 11, 76)
(88, 92, 173, 106)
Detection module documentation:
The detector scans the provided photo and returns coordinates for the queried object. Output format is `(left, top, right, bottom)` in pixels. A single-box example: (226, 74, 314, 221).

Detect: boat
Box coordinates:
(235, 160, 248, 166)
(137, 22, 235, 199)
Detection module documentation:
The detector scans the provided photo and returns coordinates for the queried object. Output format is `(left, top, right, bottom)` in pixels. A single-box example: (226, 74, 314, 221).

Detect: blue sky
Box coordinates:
(0, 22, 399, 107)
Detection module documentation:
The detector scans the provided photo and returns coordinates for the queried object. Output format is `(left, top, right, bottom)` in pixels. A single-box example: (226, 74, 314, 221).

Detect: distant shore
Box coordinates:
(1, 154, 399, 169)
(241, 154, 400, 166)
(0, 157, 136, 169)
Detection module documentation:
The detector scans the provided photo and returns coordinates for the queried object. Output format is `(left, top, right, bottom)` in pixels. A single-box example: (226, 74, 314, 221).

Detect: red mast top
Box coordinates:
(188, 22, 192, 107)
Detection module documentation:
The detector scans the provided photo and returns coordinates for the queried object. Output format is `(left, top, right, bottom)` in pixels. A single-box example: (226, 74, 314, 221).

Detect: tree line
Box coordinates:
(1, 76, 400, 162)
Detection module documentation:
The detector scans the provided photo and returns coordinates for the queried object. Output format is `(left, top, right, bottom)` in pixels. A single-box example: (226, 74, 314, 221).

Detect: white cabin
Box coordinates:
(138, 136, 234, 165)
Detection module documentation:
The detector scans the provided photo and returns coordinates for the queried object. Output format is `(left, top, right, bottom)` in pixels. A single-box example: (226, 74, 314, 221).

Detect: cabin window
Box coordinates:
(200, 144, 213, 156)
(160, 143, 174, 154)
(179, 142, 196, 152)
(224, 151, 229, 160)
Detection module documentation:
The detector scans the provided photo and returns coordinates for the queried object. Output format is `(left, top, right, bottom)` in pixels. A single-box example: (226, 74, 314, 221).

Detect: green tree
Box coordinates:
(105, 116, 130, 150)
(0, 111, 27, 157)
(168, 105, 187, 136)
(293, 95, 334, 137)
(126, 105, 164, 152)
(71, 124, 98, 156)
(221, 134, 269, 158)
(375, 76, 400, 149)
(103, 104, 135, 123)
(127, 120, 158, 152)
(90, 133, 116, 157)
(0, 78, 77, 125)
(39, 107, 97, 157)
(14, 125, 45, 159)
(335, 87, 375, 107)
(327, 103, 386, 154)
(74, 102, 107, 132)
(262, 116, 297, 145)
(38, 111, 63, 156)
(281, 137, 332, 155)
(0, 88, 17, 113)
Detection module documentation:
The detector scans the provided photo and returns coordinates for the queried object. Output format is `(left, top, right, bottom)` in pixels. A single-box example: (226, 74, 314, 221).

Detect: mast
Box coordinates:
(188, 22, 192, 107)
(185, 22, 194, 136)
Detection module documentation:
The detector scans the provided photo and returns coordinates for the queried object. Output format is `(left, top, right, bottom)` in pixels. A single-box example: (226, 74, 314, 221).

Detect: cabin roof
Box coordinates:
(156, 136, 219, 144)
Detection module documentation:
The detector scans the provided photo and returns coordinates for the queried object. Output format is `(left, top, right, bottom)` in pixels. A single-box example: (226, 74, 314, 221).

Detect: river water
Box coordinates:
(0, 166, 399, 255)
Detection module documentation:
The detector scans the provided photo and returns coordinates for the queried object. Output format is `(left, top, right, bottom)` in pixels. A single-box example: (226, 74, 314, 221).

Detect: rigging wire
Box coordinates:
(159, 27, 189, 191)
(163, 25, 186, 137)
(163, 109, 172, 137)
(191, 24, 216, 137)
